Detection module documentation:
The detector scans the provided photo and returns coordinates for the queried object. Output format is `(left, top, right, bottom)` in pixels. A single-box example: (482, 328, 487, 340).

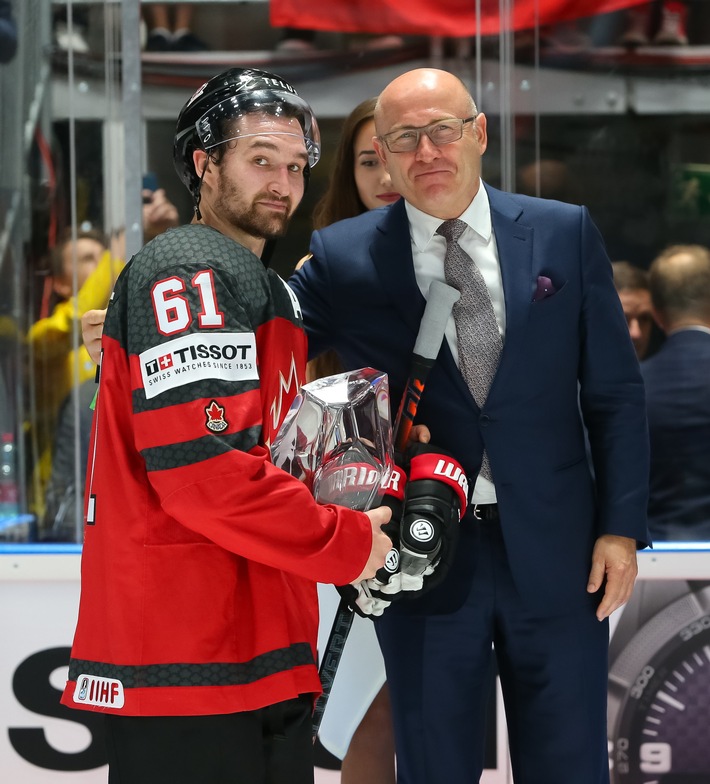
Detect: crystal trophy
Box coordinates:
(271, 367, 393, 511)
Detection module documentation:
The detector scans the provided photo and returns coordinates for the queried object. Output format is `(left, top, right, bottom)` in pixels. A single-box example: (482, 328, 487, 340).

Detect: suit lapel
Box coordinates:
(370, 200, 427, 336)
(486, 185, 533, 391)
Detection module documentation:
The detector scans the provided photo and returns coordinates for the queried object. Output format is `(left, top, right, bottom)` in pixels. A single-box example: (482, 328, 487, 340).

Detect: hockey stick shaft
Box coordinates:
(312, 594, 355, 737)
(392, 281, 461, 452)
(312, 282, 460, 739)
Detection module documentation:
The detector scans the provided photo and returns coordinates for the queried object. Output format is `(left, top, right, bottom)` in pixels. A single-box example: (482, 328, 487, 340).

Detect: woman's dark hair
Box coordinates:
(311, 97, 378, 230)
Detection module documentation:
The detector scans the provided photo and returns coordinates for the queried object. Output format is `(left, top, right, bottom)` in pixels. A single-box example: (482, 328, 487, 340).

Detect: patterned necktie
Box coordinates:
(437, 218, 502, 480)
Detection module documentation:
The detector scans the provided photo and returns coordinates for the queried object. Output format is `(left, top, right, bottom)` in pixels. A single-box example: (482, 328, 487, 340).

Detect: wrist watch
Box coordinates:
(607, 580, 710, 783)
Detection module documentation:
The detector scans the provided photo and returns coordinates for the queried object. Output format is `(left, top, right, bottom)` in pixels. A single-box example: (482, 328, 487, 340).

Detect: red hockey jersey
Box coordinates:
(61, 225, 371, 716)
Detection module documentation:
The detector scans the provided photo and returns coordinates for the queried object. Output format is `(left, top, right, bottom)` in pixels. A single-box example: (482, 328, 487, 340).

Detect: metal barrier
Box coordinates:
(0, 0, 51, 269)
(0, 0, 51, 522)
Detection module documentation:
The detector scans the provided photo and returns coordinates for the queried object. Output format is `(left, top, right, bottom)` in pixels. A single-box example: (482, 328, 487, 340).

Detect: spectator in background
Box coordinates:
(144, 3, 209, 52)
(312, 97, 401, 230)
(28, 226, 115, 523)
(47, 228, 109, 305)
(42, 377, 96, 541)
(52, 1, 90, 54)
(612, 260, 657, 360)
(276, 27, 318, 52)
(0, 0, 17, 63)
(28, 188, 179, 528)
(643, 244, 710, 541)
(141, 184, 183, 244)
(274, 26, 404, 53)
(619, 1, 690, 46)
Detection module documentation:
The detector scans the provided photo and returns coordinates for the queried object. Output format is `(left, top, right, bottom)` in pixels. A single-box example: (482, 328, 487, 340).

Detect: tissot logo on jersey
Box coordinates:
(139, 332, 259, 399)
(145, 354, 174, 374)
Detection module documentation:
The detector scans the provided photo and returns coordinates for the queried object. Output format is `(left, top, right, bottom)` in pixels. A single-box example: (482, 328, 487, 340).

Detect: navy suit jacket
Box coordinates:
(290, 184, 650, 615)
(642, 329, 710, 540)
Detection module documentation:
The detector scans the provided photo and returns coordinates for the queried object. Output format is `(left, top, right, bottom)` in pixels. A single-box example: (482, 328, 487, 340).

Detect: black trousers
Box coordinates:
(104, 696, 314, 784)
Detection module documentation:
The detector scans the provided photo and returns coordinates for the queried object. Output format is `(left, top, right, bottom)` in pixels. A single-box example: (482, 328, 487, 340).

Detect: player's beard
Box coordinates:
(213, 167, 293, 241)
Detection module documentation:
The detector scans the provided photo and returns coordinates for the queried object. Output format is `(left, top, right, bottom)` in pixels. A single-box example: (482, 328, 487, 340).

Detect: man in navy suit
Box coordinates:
(643, 244, 710, 541)
(290, 68, 649, 784)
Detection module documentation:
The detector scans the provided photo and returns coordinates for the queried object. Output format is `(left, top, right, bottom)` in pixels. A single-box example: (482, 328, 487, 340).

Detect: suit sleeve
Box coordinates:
(577, 207, 651, 548)
(288, 230, 337, 360)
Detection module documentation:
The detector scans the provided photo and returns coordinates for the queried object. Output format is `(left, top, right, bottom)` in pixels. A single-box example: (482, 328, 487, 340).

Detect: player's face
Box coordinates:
(374, 71, 487, 220)
(211, 114, 309, 242)
(352, 119, 400, 211)
(619, 288, 653, 359)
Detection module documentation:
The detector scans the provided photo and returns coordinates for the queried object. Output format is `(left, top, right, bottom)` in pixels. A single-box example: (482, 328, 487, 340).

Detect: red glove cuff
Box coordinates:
(408, 452, 469, 518)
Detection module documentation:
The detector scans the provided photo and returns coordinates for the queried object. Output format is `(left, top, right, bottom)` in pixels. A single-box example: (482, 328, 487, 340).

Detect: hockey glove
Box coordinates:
(369, 443, 469, 601)
(399, 443, 468, 586)
(334, 463, 407, 618)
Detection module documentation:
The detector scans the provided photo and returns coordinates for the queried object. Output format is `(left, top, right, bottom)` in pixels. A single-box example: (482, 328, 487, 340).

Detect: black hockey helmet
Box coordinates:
(173, 67, 321, 202)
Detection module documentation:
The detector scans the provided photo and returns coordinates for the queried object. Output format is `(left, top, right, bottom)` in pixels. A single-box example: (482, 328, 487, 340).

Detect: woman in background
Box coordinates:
(303, 96, 400, 383)
(312, 98, 400, 227)
(303, 97, 399, 784)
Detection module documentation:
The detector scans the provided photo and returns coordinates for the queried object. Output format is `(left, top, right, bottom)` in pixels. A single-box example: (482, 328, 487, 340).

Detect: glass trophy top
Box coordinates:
(271, 367, 394, 511)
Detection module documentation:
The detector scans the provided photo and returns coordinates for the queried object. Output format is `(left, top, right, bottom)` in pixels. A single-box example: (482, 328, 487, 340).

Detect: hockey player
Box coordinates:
(60, 67, 392, 784)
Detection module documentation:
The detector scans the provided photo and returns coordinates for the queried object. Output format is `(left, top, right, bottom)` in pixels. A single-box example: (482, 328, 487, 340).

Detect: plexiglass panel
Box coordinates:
(3, 0, 709, 544)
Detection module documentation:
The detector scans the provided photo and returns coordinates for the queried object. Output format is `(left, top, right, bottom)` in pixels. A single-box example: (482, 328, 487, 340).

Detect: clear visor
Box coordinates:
(194, 90, 321, 167)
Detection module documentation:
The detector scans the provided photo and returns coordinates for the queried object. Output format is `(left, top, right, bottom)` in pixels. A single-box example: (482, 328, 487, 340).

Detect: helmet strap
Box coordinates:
(193, 157, 210, 220)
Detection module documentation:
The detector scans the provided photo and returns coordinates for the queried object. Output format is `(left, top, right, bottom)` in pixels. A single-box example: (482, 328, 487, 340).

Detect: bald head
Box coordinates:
(649, 244, 710, 331)
(374, 69, 476, 134)
(372, 68, 486, 220)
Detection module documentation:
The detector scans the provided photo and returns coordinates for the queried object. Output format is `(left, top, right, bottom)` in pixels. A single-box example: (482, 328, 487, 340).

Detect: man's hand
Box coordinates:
(352, 506, 393, 583)
(142, 188, 180, 243)
(82, 308, 106, 365)
(587, 534, 638, 621)
(409, 424, 431, 446)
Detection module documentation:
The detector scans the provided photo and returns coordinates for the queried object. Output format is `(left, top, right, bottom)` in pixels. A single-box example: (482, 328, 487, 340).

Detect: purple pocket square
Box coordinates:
(533, 276, 556, 302)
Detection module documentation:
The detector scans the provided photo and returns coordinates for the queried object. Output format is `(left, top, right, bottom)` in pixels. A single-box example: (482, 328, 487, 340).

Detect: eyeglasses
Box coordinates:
(380, 116, 477, 153)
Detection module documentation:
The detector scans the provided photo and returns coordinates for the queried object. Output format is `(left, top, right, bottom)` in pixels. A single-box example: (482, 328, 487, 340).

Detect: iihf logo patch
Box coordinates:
(74, 674, 125, 708)
(205, 400, 228, 433)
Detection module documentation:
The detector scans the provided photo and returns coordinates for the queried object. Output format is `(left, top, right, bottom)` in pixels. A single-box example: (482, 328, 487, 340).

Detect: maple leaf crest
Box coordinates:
(205, 400, 228, 432)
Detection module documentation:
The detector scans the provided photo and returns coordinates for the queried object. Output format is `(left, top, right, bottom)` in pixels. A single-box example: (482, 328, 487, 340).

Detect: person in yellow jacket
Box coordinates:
(28, 188, 179, 531)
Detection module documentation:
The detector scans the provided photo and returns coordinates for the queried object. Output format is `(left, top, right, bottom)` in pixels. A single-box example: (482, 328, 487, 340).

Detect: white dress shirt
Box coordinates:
(405, 181, 504, 504)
